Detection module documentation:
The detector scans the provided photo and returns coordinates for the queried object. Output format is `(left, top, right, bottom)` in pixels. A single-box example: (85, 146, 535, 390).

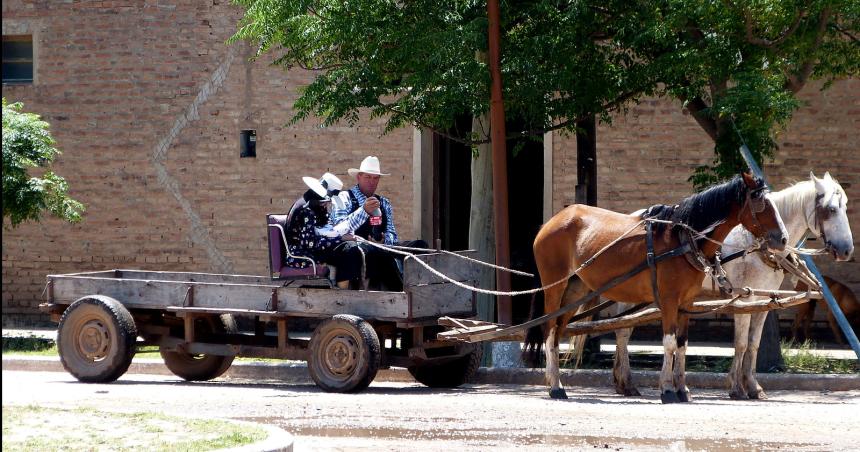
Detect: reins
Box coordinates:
(354, 216, 749, 297)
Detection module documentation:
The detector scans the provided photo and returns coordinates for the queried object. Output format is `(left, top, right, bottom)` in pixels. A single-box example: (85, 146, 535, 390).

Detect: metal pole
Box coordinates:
(739, 143, 860, 359)
(487, 0, 512, 325)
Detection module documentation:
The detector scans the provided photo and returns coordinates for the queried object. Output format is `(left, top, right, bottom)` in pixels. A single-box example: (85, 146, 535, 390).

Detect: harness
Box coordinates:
(643, 185, 769, 308)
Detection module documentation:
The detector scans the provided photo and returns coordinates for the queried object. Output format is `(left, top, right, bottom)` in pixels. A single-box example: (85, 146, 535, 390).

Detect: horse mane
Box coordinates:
(643, 175, 758, 235)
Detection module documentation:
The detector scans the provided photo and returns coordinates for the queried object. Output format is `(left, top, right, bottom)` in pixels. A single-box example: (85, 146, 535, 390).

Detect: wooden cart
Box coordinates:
(39, 251, 482, 393)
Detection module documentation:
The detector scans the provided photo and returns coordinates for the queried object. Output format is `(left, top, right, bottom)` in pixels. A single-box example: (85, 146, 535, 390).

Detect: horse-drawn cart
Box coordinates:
(39, 250, 482, 393)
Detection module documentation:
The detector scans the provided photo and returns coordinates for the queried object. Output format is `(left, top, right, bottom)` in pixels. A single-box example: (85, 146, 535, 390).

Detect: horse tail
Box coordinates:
(522, 275, 590, 368)
(522, 291, 545, 368)
(562, 296, 601, 369)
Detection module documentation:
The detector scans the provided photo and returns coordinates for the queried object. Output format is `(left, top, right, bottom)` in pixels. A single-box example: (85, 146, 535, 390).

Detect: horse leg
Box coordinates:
(673, 314, 692, 402)
(545, 323, 566, 399)
(728, 313, 751, 400)
(743, 311, 769, 400)
(544, 277, 590, 400)
(612, 304, 640, 396)
(659, 309, 680, 404)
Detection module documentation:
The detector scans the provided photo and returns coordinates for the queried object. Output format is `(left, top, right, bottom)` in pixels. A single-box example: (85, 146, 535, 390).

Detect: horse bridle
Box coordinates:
(812, 191, 840, 251)
(738, 186, 770, 240)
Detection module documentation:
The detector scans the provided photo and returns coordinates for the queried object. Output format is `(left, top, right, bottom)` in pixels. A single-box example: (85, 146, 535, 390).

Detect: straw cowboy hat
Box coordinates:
(302, 176, 330, 201)
(348, 156, 390, 177)
(320, 172, 344, 195)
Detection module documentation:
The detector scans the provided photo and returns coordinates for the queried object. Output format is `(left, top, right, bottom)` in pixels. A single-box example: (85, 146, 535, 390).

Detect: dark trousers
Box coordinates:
(318, 242, 364, 284)
(338, 239, 429, 291)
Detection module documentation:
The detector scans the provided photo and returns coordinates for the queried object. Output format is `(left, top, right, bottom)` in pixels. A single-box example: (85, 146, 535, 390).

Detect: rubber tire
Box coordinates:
(308, 315, 380, 393)
(408, 343, 483, 388)
(57, 296, 138, 383)
(160, 314, 237, 381)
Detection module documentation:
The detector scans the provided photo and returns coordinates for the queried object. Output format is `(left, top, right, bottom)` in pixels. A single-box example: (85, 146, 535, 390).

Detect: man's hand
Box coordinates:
(363, 197, 381, 214)
(342, 234, 356, 241)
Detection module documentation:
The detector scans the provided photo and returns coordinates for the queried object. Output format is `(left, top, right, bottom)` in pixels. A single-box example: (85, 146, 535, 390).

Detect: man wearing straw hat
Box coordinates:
(330, 156, 428, 290)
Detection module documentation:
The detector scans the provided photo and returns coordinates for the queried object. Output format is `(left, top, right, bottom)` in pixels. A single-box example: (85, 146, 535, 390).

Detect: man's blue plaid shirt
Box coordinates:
(330, 185, 399, 245)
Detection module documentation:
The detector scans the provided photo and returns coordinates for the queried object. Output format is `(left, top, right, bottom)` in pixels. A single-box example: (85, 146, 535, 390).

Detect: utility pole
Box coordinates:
(487, 0, 511, 325)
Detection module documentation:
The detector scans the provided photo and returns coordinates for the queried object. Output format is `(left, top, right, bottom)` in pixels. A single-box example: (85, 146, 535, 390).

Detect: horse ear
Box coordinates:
(741, 172, 757, 188)
(824, 171, 834, 182)
(812, 171, 827, 194)
(809, 171, 817, 182)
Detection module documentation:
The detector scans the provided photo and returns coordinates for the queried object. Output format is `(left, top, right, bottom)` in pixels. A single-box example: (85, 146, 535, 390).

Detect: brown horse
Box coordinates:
(531, 173, 787, 403)
(792, 275, 859, 345)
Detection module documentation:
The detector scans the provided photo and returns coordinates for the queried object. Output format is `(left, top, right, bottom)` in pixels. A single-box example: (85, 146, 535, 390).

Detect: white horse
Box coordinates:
(607, 172, 854, 399)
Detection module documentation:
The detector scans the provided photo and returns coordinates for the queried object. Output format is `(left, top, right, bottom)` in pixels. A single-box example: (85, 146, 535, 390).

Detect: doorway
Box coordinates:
(431, 119, 544, 324)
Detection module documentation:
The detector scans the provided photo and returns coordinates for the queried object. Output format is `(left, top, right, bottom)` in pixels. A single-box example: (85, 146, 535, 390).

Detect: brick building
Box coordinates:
(3, 1, 858, 328)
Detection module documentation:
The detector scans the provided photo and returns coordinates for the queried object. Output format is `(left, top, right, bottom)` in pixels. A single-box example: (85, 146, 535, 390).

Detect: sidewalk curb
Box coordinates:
(3, 355, 858, 391)
(217, 421, 293, 452)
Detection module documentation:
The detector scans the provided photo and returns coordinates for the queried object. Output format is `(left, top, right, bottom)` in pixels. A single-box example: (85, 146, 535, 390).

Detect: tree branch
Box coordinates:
(744, 9, 805, 48)
(785, 7, 832, 93)
(680, 95, 719, 142)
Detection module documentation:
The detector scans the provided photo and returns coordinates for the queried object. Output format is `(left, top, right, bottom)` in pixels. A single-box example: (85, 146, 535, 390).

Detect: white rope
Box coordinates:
(354, 216, 756, 297)
(355, 219, 648, 296)
(785, 245, 829, 256)
(383, 243, 534, 277)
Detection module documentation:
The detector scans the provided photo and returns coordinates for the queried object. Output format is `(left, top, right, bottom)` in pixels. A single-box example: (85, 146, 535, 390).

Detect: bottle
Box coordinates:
(369, 200, 383, 241)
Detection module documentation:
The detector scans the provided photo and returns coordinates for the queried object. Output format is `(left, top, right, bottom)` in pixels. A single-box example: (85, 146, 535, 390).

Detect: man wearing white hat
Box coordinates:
(330, 156, 428, 290)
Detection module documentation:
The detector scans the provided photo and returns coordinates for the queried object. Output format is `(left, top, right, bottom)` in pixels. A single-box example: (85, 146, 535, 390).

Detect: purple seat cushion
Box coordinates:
(267, 212, 330, 280)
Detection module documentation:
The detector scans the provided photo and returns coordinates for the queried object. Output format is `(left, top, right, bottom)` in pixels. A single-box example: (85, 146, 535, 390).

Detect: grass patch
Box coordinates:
(1, 405, 266, 452)
(781, 339, 859, 374)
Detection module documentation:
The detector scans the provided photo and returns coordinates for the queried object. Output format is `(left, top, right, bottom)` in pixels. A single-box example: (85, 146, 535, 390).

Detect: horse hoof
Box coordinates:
(623, 388, 641, 397)
(748, 390, 768, 400)
(729, 391, 748, 400)
(676, 390, 692, 403)
(660, 390, 680, 404)
(549, 388, 568, 400)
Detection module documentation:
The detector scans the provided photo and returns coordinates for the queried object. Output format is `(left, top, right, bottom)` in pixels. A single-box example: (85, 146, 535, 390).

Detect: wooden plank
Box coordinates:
(407, 282, 475, 319)
(110, 270, 277, 285)
(50, 276, 191, 308)
(276, 287, 410, 319)
(436, 291, 823, 343)
(403, 251, 480, 287)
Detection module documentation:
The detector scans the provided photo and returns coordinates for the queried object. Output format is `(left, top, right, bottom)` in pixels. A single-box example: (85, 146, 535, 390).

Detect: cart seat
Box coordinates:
(267, 213, 330, 280)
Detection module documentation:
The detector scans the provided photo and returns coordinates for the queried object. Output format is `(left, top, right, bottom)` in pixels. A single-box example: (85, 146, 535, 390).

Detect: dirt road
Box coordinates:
(3, 370, 858, 451)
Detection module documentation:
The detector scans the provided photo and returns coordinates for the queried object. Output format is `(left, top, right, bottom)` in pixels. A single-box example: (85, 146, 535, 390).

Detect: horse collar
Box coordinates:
(680, 229, 710, 272)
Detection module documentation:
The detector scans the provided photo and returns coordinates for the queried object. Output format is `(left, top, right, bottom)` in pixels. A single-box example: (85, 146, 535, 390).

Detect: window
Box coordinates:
(2, 35, 34, 84)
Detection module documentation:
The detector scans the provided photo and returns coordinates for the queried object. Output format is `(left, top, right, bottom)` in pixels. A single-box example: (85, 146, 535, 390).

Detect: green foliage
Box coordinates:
(2, 98, 84, 227)
(229, 1, 859, 186)
(781, 339, 858, 373)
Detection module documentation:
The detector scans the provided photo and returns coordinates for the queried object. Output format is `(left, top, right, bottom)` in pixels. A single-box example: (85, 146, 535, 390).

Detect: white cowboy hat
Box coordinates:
(320, 172, 343, 193)
(302, 176, 329, 200)
(348, 156, 390, 177)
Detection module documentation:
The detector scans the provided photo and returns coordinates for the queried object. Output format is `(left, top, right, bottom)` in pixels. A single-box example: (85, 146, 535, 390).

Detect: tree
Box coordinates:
(229, 1, 858, 335)
(2, 98, 84, 228)
(611, 1, 858, 187)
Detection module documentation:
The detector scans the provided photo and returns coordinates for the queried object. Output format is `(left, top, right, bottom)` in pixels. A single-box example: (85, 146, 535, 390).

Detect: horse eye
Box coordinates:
(829, 207, 837, 214)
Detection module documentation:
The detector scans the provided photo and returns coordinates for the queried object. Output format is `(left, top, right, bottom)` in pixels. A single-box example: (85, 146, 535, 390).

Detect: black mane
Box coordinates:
(643, 175, 760, 235)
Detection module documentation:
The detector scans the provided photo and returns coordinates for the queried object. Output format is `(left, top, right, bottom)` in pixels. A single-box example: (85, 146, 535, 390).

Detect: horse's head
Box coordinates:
(811, 171, 854, 261)
(739, 172, 788, 252)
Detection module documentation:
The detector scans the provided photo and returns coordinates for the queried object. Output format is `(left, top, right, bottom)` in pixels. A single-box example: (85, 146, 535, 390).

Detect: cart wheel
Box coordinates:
(408, 343, 483, 388)
(160, 314, 237, 381)
(308, 315, 380, 393)
(57, 295, 138, 383)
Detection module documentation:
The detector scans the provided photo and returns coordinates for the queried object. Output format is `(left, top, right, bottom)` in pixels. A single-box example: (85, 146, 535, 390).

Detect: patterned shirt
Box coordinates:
(284, 206, 343, 268)
(330, 185, 398, 245)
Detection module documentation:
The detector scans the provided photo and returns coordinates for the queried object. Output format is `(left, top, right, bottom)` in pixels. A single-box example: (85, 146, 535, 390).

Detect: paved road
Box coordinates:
(3, 370, 859, 451)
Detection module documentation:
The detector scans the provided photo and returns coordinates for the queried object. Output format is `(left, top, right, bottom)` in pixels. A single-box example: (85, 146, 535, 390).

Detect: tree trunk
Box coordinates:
(756, 311, 786, 372)
(470, 113, 495, 324)
(469, 113, 496, 367)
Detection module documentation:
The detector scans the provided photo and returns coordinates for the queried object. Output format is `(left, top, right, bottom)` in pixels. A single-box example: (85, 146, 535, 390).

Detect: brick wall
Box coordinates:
(2, 2, 857, 327)
(1, 1, 414, 326)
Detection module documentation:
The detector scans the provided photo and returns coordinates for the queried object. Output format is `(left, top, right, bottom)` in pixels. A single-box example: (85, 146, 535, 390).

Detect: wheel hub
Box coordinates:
(323, 335, 358, 377)
(78, 320, 110, 360)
